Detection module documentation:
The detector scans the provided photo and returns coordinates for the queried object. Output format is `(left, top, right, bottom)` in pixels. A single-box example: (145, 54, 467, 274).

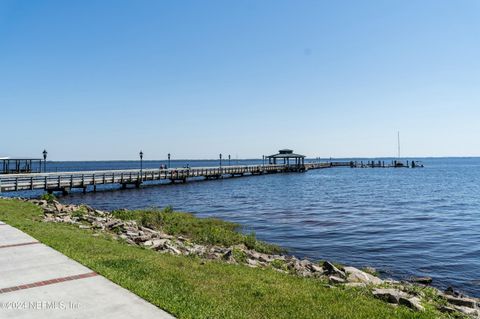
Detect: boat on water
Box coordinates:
(394, 133, 424, 168)
(393, 160, 424, 168)
(393, 160, 407, 168)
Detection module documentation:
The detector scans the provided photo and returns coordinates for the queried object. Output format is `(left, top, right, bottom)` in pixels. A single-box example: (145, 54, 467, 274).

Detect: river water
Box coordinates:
(7, 158, 480, 296)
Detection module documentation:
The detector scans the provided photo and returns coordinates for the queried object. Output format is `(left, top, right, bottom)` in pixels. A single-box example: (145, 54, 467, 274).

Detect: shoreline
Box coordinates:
(2, 196, 479, 317)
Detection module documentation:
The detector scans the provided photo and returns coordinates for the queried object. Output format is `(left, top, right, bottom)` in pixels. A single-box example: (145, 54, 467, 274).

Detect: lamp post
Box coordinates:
(139, 150, 143, 180)
(228, 154, 231, 166)
(167, 153, 171, 169)
(262, 155, 265, 166)
(42, 149, 48, 173)
(219, 153, 222, 168)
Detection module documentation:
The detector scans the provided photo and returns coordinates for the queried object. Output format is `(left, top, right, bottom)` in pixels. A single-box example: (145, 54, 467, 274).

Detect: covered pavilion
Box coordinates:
(265, 149, 305, 166)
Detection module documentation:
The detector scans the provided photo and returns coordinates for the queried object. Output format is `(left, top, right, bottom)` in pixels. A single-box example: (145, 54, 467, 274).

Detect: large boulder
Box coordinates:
(151, 239, 169, 250)
(258, 253, 274, 263)
(373, 288, 410, 304)
(329, 276, 346, 284)
(105, 220, 124, 230)
(344, 266, 383, 285)
(165, 243, 181, 255)
(410, 276, 433, 285)
(323, 261, 346, 278)
(399, 296, 425, 312)
(453, 306, 480, 317)
(307, 263, 324, 273)
(445, 295, 478, 309)
(373, 288, 424, 311)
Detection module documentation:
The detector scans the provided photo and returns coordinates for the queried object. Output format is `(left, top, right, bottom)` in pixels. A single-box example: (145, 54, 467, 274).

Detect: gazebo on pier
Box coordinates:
(266, 149, 305, 170)
(1, 158, 43, 174)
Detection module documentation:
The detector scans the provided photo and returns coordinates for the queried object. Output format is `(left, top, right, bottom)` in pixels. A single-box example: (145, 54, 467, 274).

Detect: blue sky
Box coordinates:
(1, 1, 479, 160)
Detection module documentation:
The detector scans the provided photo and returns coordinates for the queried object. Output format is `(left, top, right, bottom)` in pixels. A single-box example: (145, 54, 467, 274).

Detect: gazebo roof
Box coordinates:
(266, 149, 305, 158)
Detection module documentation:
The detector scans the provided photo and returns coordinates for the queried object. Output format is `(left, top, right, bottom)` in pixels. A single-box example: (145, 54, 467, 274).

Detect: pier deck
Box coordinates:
(0, 163, 331, 194)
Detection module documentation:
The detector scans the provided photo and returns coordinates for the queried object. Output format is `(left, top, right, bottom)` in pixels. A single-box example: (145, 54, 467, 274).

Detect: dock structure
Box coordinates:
(266, 149, 305, 167)
(1, 158, 43, 174)
(0, 144, 423, 195)
(0, 162, 331, 195)
(347, 160, 424, 168)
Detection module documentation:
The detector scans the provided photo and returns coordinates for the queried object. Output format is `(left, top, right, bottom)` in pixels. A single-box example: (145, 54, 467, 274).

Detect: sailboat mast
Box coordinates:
(397, 131, 401, 159)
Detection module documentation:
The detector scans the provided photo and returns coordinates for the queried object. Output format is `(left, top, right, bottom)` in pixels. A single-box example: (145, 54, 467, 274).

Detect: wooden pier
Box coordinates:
(0, 163, 331, 195)
(345, 160, 424, 168)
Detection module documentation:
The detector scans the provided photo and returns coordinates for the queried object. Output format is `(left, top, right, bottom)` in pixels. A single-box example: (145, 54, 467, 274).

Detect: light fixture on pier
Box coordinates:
(42, 149, 48, 173)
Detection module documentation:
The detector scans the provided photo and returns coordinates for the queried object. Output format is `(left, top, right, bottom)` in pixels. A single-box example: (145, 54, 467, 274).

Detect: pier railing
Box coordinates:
(0, 163, 331, 194)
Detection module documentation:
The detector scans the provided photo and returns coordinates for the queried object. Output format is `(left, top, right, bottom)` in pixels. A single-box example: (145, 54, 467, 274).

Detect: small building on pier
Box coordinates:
(1, 158, 43, 174)
(266, 149, 305, 167)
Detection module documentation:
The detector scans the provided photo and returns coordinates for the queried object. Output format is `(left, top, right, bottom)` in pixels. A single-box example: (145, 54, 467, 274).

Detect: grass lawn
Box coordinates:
(0, 199, 446, 319)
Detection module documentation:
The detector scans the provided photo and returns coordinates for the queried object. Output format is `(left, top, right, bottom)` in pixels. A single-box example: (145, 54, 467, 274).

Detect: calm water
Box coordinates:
(8, 158, 480, 296)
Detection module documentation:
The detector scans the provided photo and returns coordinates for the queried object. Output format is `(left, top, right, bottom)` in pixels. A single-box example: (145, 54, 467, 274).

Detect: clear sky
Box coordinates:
(1, 1, 479, 160)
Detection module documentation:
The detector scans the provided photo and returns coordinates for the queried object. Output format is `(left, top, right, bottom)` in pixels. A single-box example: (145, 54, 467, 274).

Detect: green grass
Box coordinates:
(0, 199, 449, 319)
(112, 207, 282, 254)
(271, 259, 288, 271)
(39, 193, 57, 203)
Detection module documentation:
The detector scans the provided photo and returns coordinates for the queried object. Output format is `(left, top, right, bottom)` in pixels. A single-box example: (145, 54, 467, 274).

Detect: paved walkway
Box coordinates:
(0, 222, 174, 318)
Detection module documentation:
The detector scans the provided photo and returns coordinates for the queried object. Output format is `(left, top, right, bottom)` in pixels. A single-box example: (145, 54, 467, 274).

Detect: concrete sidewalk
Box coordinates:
(0, 222, 174, 318)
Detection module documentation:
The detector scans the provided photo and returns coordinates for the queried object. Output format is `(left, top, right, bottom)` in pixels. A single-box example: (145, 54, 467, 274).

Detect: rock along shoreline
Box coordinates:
(3, 197, 479, 318)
